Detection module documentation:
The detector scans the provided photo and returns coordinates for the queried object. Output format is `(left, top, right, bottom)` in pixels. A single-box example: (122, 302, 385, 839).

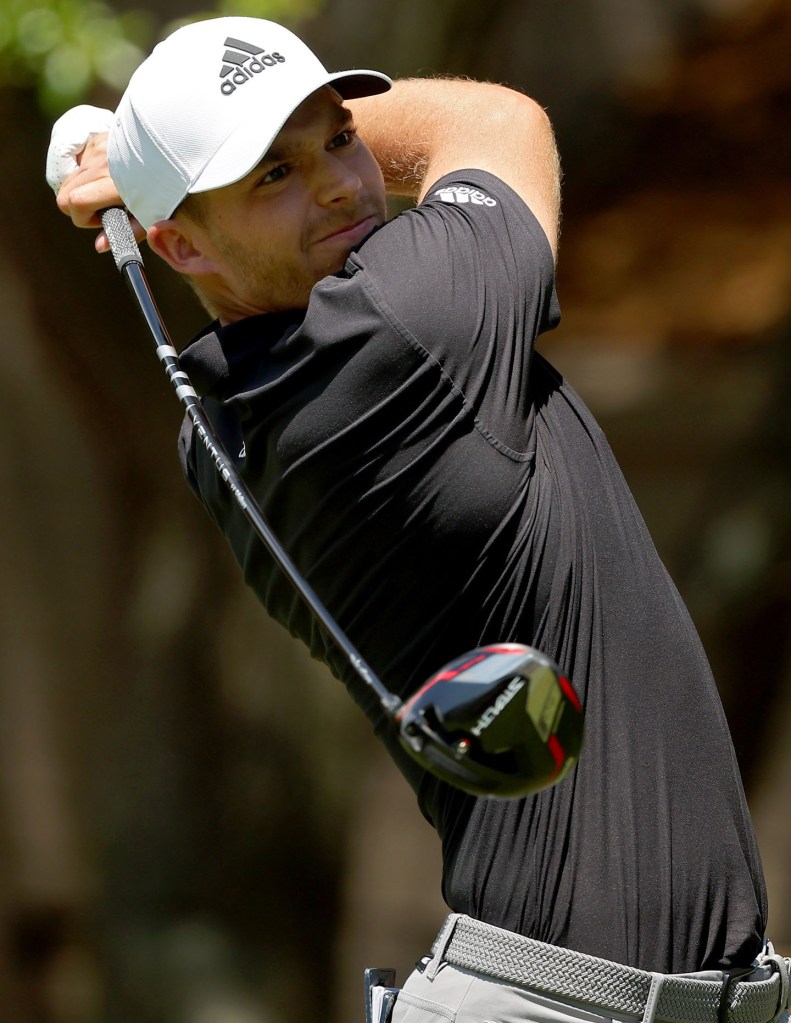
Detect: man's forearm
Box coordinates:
(347, 78, 448, 197)
(347, 77, 561, 253)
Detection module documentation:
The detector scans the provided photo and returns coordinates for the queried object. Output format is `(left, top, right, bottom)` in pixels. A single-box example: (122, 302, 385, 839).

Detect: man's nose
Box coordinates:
(314, 154, 362, 205)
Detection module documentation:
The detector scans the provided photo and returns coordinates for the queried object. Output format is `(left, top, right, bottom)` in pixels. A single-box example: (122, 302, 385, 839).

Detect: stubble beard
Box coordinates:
(216, 194, 387, 314)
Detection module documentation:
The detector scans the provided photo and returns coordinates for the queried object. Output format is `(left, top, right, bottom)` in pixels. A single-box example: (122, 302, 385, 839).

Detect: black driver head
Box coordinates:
(397, 643, 583, 798)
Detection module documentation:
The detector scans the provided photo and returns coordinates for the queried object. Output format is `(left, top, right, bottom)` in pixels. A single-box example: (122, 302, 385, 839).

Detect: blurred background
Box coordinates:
(0, 0, 789, 1019)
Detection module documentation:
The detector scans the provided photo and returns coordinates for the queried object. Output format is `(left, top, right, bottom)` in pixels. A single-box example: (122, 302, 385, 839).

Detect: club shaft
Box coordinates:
(102, 209, 401, 717)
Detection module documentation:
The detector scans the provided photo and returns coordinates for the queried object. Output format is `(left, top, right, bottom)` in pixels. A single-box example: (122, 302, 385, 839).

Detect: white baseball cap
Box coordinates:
(109, 16, 391, 230)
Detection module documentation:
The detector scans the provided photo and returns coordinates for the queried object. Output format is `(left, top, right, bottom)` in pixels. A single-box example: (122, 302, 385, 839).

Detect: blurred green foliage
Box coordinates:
(0, 0, 151, 113)
(0, 0, 324, 115)
(212, 0, 323, 20)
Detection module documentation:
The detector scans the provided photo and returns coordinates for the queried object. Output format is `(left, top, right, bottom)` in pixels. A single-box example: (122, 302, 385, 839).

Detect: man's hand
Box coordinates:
(46, 104, 146, 253)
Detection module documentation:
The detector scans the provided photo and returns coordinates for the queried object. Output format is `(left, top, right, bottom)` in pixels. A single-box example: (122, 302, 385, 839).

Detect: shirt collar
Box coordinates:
(179, 310, 304, 398)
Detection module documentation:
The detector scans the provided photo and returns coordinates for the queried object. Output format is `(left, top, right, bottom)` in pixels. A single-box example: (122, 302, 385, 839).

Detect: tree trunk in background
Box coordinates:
(0, 0, 788, 1020)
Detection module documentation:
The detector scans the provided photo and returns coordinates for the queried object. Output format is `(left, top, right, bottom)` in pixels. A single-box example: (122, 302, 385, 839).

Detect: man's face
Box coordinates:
(180, 86, 387, 319)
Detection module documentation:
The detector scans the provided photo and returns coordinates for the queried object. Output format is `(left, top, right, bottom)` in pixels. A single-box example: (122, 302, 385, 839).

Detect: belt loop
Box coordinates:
(718, 967, 755, 1023)
(427, 914, 461, 981)
(761, 954, 789, 1019)
(642, 974, 665, 1023)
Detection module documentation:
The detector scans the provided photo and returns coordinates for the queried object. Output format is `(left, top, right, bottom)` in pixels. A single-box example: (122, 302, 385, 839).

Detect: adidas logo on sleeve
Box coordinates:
(433, 185, 497, 207)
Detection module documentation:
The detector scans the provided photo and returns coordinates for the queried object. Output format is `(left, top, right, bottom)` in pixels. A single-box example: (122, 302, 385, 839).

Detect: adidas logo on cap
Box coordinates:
(219, 36, 286, 96)
(434, 185, 497, 207)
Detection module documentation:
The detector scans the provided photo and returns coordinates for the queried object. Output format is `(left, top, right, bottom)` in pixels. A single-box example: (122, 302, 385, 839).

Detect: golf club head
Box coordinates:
(397, 643, 583, 798)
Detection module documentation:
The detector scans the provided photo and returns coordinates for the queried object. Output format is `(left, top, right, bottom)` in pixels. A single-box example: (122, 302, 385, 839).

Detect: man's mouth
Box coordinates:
(314, 214, 378, 247)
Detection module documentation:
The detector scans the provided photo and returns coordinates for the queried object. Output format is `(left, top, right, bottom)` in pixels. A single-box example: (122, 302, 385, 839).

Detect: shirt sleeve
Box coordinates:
(343, 169, 560, 455)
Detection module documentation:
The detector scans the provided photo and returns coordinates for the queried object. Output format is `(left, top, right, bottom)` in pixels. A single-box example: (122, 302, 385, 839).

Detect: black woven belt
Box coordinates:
(434, 915, 789, 1023)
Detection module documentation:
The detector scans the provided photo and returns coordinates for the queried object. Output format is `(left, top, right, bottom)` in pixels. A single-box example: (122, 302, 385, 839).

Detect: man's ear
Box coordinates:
(147, 219, 218, 276)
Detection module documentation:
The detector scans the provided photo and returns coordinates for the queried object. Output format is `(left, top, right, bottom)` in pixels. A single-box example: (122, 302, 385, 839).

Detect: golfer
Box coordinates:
(49, 16, 789, 1023)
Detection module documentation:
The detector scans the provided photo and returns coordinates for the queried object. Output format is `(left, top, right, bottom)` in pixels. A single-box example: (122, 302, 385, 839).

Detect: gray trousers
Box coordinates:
(392, 957, 634, 1023)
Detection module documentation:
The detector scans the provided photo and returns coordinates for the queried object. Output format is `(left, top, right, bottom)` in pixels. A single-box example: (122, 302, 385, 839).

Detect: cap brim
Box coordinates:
(188, 69, 391, 198)
(326, 68, 392, 100)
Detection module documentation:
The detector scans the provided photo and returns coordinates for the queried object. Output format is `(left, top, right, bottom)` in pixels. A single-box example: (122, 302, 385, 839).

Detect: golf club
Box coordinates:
(100, 206, 584, 798)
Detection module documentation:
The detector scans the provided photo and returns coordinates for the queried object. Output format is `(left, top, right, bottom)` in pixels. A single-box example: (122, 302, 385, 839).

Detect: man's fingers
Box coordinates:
(48, 105, 144, 254)
(46, 105, 114, 193)
(57, 177, 124, 228)
(48, 108, 125, 250)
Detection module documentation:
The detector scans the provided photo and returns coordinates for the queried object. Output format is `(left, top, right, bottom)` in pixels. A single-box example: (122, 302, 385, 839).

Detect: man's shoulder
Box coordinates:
(421, 169, 515, 212)
(349, 167, 555, 286)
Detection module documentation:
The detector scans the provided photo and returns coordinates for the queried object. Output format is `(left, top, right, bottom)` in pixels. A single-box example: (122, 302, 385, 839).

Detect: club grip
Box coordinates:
(101, 207, 143, 273)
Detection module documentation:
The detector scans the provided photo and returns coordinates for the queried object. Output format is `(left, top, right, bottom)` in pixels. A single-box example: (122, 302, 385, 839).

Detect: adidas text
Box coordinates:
(220, 36, 286, 96)
(434, 185, 497, 207)
(221, 53, 285, 95)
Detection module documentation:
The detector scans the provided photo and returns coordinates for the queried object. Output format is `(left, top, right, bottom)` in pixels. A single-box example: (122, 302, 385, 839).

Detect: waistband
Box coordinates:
(430, 915, 790, 1023)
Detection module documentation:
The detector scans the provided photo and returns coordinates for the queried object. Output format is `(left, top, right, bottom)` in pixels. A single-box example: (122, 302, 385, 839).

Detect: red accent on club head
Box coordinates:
(483, 643, 528, 655)
(547, 733, 565, 781)
(433, 653, 487, 682)
(558, 674, 582, 712)
(395, 652, 488, 719)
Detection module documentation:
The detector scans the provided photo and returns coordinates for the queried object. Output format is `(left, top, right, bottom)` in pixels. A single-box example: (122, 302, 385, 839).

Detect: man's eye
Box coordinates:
(329, 128, 357, 149)
(260, 164, 288, 185)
